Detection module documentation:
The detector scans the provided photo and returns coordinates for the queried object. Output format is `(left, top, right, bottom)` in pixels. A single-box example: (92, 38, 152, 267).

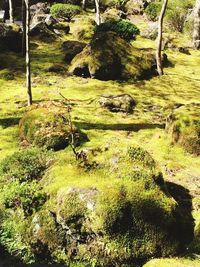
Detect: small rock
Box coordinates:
(99, 94, 136, 113)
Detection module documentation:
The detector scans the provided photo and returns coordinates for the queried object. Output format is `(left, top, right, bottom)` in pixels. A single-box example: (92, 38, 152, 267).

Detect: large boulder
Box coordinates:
(61, 40, 86, 63)
(69, 31, 157, 80)
(0, 23, 22, 52)
(30, 2, 50, 19)
(99, 94, 136, 113)
(30, 21, 56, 41)
(166, 103, 200, 155)
(19, 105, 88, 150)
(0, 143, 194, 265)
(30, 2, 60, 40)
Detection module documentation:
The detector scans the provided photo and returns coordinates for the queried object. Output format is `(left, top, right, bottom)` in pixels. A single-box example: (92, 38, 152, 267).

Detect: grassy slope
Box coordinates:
(0, 22, 200, 266)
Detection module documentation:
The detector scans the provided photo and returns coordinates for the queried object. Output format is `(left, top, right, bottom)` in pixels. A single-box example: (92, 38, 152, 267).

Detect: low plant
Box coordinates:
(2, 180, 47, 216)
(95, 19, 140, 41)
(145, 2, 161, 21)
(50, 3, 81, 21)
(0, 148, 52, 182)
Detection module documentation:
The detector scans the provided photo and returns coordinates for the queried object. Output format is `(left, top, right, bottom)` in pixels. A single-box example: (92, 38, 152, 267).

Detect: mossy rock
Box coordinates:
(19, 106, 88, 151)
(47, 64, 66, 73)
(99, 93, 136, 113)
(69, 31, 157, 81)
(30, 210, 64, 259)
(166, 103, 200, 155)
(0, 23, 22, 52)
(0, 145, 194, 265)
(61, 40, 86, 63)
(53, 21, 70, 34)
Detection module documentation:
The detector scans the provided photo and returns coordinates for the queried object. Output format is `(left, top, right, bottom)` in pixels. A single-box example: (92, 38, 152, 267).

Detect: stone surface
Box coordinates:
(99, 94, 136, 113)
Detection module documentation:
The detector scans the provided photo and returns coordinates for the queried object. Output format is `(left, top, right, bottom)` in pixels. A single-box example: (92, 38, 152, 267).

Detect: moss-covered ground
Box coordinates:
(0, 20, 200, 266)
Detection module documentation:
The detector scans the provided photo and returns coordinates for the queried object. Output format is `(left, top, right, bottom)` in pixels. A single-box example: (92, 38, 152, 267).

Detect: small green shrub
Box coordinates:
(50, 3, 81, 21)
(0, 214, 34, 262)
(2, 181, 47, 216)
(95, 19, 140, 41)
(166, 0, 193, 32)
(166, 7, 186, 33)
(0, 148, 52, 182)
(145, 2, 161, 21)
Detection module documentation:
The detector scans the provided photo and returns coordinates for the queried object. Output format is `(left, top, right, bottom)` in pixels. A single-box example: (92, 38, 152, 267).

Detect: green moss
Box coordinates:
(57, 190, 87, 224)
(71, 16, 96, 41)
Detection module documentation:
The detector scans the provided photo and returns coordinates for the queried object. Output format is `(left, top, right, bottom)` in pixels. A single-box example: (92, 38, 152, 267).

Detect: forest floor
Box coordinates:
(0, 23, 200, 266)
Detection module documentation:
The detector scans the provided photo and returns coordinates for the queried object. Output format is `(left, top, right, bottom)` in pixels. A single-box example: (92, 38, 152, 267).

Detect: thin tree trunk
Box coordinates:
(94, 0, 101, 25)
(193, 0, 200, 49)
(8, 0, 14, 23)
(82, 0, 86, 10)
(156, 0, 168, 76)
(24, 0, 32, 106)
(22, 0, 26, 56)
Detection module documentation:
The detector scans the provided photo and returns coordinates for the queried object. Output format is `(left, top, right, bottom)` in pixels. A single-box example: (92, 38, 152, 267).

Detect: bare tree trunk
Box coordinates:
(8, 0, 14, 23)
(94, 0, 101, 25)
(156, 0, 168, 76)
(24, 0, 32, 106)
(82, 0, 86, 10)
(22, 0, 26, 56)
(193, 0, 200, 49)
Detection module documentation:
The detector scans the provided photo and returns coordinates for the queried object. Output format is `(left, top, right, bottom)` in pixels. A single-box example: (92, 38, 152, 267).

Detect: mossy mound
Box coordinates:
(69, 31, 156, 80)
(19, 106, 88, 151)
(14, 146, 193, 265)
(166, 103, 200, 155)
